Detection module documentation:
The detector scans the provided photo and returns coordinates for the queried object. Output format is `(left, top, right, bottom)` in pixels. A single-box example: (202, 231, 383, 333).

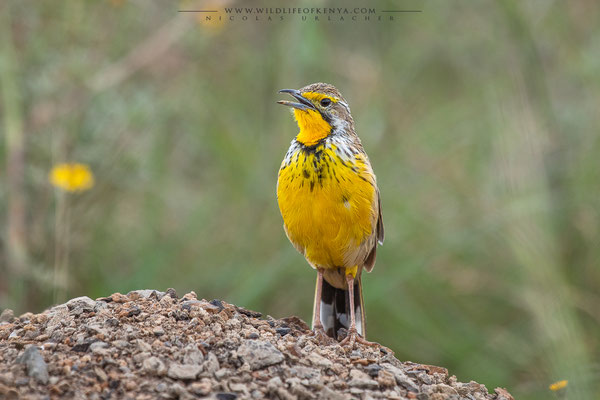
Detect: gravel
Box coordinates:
(0, 289, 514, 399)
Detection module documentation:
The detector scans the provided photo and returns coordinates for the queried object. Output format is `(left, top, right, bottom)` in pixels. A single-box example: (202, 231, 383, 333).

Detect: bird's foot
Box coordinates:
(339, 328, 389, 352)
(310, 325, 335, 345)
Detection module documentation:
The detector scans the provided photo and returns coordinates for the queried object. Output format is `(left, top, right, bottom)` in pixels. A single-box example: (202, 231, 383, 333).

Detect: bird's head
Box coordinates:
(278, 82, 353, 147)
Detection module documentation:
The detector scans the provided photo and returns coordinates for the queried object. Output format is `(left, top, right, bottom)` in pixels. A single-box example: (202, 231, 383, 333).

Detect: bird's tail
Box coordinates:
(315, 276, 366, 340)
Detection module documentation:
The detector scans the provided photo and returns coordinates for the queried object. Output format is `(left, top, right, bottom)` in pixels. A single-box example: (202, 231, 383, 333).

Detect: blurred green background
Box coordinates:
(1, 0, 599, 398)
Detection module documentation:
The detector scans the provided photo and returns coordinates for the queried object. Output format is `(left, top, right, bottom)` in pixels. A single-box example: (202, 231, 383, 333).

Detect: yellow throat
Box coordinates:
(293, 109, 332, 146)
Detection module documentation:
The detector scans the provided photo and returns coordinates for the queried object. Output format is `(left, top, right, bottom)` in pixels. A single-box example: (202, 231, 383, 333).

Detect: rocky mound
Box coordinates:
(0, 289, 513, 399)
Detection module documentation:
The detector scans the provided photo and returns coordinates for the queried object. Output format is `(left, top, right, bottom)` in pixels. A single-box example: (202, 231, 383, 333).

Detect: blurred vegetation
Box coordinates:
(1, 0, 599, 398)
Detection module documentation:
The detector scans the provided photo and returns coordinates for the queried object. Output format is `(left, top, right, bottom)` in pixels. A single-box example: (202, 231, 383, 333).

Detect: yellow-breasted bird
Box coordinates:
(277, 83, 384, 347)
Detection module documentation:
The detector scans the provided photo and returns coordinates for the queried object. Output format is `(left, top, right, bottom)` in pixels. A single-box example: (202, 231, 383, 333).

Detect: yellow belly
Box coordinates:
(277, 145, 376, 269)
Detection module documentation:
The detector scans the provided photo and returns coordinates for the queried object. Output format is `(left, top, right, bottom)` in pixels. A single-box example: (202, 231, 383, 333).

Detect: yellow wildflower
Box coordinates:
(549, 380, 568, 391)
(49, 163, 95, 192)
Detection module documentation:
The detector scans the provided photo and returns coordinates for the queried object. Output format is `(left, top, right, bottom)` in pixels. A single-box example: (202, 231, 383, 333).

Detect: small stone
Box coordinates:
(383, 363, 420, 392)
(205, 352, 220, 374)
(156, 382, 167, 392)
(230, 382, 249, 394)
(348, 369, 378, 389)
(125, 306, 141, 317)
(209, 299, 225, 311)
(152, 326, 165, 336)
(125, 380, 137, 391)
(237, 340, 284, 370)
(214, 368, 229, 380)
(201, 302, 221, 314)
(137, 339, 152, 352)
(90, 341, 109, 355)
(364, 363, 382, 377)
(190, 379, 212, 396)
(216, 393, 237, 400)
(94, 366, 108, 382)
(15, 346, 49, 384)
(71, 341, 93, 352)
(267, 376, 283, 391)
(415, 371, 433, 385)
(235, 306, 262, 318)
(166, 288, 178, 299)
(287, 366, 320, 380)
(8, 330, 21, 339)
(0, 372, 14, 385)
(307, 352, 333, 368)
(183, 346, 204, 364)
(432, 383, 459, 395)
(112, 340, 129, 349)
(143, 356, 166, 376)
(66, 296, 96, 311)
(494, 387, 515, 400)
(181, 291, 198, 301)
(169, 382, 188, 398)
(159, 295, 175, 307)
(275, 387, 295, 400)
(167, 363, 202, 380)
(320, 385, 349, 400)
(276, 327, 291, 336)
(376, 369, 396, 387)
(0, 309, 15, 323)
(287, 379, 314, 398)
(133, 351, 151, 366)
(110, 293, 129, 303)
(127, 289, 165, 300)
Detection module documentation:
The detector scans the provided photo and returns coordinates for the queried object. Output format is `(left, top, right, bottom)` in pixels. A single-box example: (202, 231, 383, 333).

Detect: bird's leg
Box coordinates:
(311, 268, 334, 344)
(339, 272, 379, 349)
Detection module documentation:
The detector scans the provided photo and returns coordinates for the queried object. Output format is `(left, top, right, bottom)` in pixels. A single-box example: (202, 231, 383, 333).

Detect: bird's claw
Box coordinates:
(310, 325, 335, 345)
(339, 328, 385, 351)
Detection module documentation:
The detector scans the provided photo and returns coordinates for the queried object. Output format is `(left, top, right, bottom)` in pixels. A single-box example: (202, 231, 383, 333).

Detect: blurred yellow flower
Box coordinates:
(49, 163, 95, 192)
(549, 380, 568, 391)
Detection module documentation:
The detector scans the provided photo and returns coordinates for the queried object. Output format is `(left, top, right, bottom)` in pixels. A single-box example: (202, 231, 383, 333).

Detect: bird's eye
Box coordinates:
(320, 98, 332, 107)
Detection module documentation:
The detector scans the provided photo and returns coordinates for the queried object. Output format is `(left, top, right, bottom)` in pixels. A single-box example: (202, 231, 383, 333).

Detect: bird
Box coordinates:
(276, 82, 384, 347)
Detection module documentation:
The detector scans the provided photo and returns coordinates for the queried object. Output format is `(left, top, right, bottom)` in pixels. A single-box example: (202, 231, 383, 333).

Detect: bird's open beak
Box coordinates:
(277, 89, 316, 111)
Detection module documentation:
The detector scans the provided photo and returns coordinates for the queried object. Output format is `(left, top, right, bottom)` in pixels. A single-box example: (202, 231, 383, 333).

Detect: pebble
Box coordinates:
(216, 393, 237, 400)
(89, 341, 109, 354)
(307, 352, 333, 368)
(276, 327, 291, 336)
(189, 379, 212, 396)
(15, 346, 49, 384)
(376, 369, 396, 387)
(127, 289, 165, 300)
(167, 363, 202, 380)
(364, 363, 382, 377)
(205, 352, 220, 374)
(152, 326, 165, 336)
(237, 340, 284, 370)
(142, 356, 166, 376)
(183, 346, 204, 364)
(348, 369, 379, 389)
(65, 296, 96, 311)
